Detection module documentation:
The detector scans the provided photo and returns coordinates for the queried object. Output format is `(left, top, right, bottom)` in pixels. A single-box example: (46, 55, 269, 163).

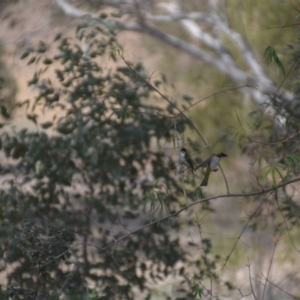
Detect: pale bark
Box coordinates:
(55, 0, 294, 111)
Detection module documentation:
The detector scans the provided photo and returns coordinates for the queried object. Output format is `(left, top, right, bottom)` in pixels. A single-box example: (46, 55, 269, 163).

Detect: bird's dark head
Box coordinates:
(180, 148, 187, 153)
(217, 153, 228, 157)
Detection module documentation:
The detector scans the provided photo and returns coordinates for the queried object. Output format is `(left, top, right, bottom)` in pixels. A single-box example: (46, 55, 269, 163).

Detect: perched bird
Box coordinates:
(179, 147, 195, 181)
(200, 153, 228, 186)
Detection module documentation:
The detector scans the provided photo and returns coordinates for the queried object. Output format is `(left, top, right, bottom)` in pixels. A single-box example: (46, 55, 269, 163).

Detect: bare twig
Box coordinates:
(180, 84, 251, 115)
(33, 264, 41, 300)
(262, 238, 279, 300)
(222, 194, 269, 269)
(246, 259, 258, 300)
(196, 214, 213, 300)
(266, 278, 300, 299)
(40, 176, 300, 268)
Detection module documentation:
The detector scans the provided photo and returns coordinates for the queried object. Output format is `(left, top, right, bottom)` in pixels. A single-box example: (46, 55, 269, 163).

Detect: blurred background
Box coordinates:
(0, 0, 300, 299)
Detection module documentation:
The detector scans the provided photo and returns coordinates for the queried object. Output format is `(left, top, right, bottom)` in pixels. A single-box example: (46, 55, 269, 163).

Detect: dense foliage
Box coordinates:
(2, 5, 300, 299)
(0, 19, 224, 299)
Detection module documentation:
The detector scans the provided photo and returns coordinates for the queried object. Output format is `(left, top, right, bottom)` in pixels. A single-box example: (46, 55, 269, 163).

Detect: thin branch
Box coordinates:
(249, 132, 300, 145)
(222, 194, 270, 269)
(33, 264, 41, 300)
(266, 278, 300, 299)
(196, 214, 213, 300)
(262, 238, 279, 300)
(39, 176, 300, 269)
(267, 22, 300, 29)
(173, 100, 196, 243)
(246, 259, 258, 300)
(180, 84, 251, 115)
(220, 165, 230, 195)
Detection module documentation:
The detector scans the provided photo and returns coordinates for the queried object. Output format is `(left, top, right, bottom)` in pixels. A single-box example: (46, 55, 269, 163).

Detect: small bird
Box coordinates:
(200, 153, 228, 186)
(179, 147, 195, 181)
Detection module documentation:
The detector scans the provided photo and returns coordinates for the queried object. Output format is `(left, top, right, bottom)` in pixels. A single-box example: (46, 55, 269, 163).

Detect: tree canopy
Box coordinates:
(1, 1, 300, 300)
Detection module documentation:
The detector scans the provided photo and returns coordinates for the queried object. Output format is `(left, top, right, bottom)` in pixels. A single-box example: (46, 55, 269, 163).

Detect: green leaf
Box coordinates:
(251, 155, 263, 167)
(20, 51, 30, 59)
(193, 187, 203, 201)
(191, 283, 204, 298)
(261, 163, 285, 185)
(264, 45, 286, 75)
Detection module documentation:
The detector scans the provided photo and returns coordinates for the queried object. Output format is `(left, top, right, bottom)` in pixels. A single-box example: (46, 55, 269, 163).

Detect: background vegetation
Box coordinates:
(0, 0, 300, 299)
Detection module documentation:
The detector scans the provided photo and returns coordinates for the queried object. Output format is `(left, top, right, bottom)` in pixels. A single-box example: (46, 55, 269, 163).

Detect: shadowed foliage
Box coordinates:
(0, 19, 223, 300)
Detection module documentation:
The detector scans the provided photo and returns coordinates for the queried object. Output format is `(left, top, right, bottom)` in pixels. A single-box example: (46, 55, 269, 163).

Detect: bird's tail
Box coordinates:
(200, 168, 211, 186)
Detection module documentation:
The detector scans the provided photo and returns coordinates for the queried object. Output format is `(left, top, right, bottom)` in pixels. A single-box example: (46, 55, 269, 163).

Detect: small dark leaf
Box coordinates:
(20, 51, 30, 59)
(76, 23, 88, 33)
(160, 73, 167, 83)
(43, 58, 53, 65)
(111, 12, 121, 18)
(55, 70, 64, 81)
(11, 144, 28, 159)
(40, 122, 53, 129)
(264, 45, 286, 75)
(154, 80, 161, 87)
(182, 94, 193, 102)
(53, 33, 62, 41)
(26, 114, 38, 124)
(37, 41, 47, 53)
(27, 74, 39, 86)
(225, 281, 234, 290)
(57, 124, 74, 134)
(0, 105, 10, 119)
(100, 13, 107, 19)
(27, 57, 36, 65)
